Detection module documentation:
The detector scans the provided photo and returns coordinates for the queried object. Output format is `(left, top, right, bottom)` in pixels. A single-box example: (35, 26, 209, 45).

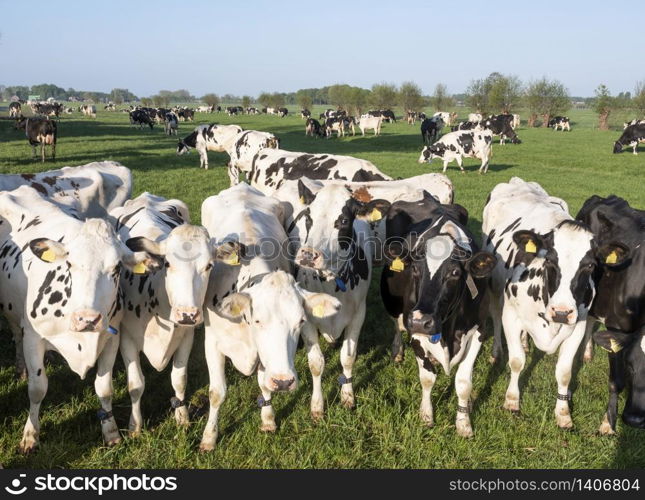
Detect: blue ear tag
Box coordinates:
(430, 333, 442, 344)
(335, 277, 347, 292)
(107, 325, 118, 335)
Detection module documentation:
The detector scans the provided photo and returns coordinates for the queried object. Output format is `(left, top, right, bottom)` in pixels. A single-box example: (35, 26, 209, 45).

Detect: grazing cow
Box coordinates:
(80, 104, 97, 118)
(358, 115, 384, 136)
(305, 118, 324, 138)
(110, 193, 239, 436)
(468, 113, 482, 123)
(198, 184, 340, 450)
(421, 116, 444, 144)
(247, 148, 392, 196)
(226, 130, 280, 185)
(164, 112, 179, 136)
(104, 103, 116, 111)
(9, 102, 21, 118)
(419, 129, 493, 174)
(177, 109, 194, 122)
(301, 109, 311, 119)
(450, 121, 480, 132)
(64, 107, 73, 114)
(176, 123, 243, 169)
(0, 186, 161, 452)
(380, 109, 396, 123)
(576, 195, 643, 433)
(548, 116, 571, 131)
(277, 107, 289, 117)
(613, 123, 645, 154)
(481, 114, 521, 144)
(290, 183, 390, 419)
(482, 177, 624, 429)
(623, 119, 645, 129)
(246, 107, 259, 115)
(226, 106, 240, 116)
(129, 109, 154, 130)
(511, 114, 521, 129)
(197, 106, 211, 113)
(325, 117, 355, 137)
(15, 117, 57, 162)
(380, 195, 496, 436)
(266, 107, 276, 115)
(0, 161, 132, 220)
(33, 103, 63, 117)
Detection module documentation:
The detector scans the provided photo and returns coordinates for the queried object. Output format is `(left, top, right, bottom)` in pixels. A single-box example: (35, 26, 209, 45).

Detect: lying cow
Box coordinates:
(613, 123, 645, 154)
(0, 186, 160, 452)
(176, 123, 243, 169)
(226, 130, 279, 185)
(548, 116, 571, 131)
(358, 115, 384, 136)
(15, 117, 57, 162)
(199, 183, 340, 450)
(380, 195, 496, 436)
(576, 195, 643, 433)
(483, 177, 624, 430)
(421, 116, 444, 144)
(418, 129, 493, 174)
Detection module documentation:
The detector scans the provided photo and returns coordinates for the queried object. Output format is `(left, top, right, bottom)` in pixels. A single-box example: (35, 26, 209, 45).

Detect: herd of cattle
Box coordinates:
(0, 107, 643, 455)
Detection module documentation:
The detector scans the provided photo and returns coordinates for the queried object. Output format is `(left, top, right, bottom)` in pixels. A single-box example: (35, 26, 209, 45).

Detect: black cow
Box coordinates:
(576, 195, 644, 433)
(15, 117, 57, 162)
(129, 109, 154, 130)
(481, 114, 521, 144)
(380, 193, 496, 436)
(613, 124, 645, 154)
(420, 116, 444, 144)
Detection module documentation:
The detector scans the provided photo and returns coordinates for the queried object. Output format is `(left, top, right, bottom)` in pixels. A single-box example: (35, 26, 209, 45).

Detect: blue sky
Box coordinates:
(0, 0, 642, 97)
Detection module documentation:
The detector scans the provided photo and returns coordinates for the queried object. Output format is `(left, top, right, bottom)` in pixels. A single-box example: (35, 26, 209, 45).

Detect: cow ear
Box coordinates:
(298, 179, 317, 205)
(383, 238, 413, 271)
(597, 241, 630, 267)
(355, 199, 391, 223)
(216, 293, 252, 321)
(593, 330, 634, 354)
(125, 236, 166, 256)
(213, 240, 246, 265)
(467, 252, 497, 278)
(513, 230, 543, 255)
(30, 238, 67, 263)
(302, 291, 341, 319)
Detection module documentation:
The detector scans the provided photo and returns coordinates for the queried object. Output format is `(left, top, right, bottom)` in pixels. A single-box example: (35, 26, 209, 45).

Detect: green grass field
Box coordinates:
(0, 106, 644, 469)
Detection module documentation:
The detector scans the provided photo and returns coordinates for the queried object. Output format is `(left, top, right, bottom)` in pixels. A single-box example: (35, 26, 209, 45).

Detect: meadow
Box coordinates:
(0, 105, 643, 469)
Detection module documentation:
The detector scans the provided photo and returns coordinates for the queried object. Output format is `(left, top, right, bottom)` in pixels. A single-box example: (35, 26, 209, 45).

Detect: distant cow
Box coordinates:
(176, 123, 243, 169)
(226, 130, 280, 185)
(434, 111, 452, 126)
(613, 123, 645, 154)
(80, 104, 97, 118)
(300, 109, 311, 119)
(419, 129, 493, 174)
(468, 113, 482, 123)
(481, 114, 521, 144)
(15, 117, 57, 162)
(548, 116, 571, 131)
(9, 102, 21, 118)
(305, 118, 324, 138)
(164, 111, 179, 135)
(129, 109, 154, 130)
(177, 109, 194, 122)
(421, 116, 444, 144)
(277, 107, 289, 117)
(406, 111, 418, 125)
(511, 114, 520, 129)
(359, 115, 384, 136)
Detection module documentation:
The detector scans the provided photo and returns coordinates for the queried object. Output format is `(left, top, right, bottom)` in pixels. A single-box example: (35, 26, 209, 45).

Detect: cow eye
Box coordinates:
(165, 261, 170, 268)
(586, 262, 595, 270)
(205, 263, 213, 272)
(450, 268, 461, 278)
(341, 218, 349, 225)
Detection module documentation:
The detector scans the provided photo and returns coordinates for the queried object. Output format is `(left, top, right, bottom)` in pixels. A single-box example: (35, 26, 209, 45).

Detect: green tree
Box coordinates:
(202, 93, 220, 107)
(141, 97, 153, 107)
(152, 94, 170, 107)
(593, 84, 614, 130)
(488, 75, 523, 113)
(524, 78, 570, 127)
(632, 81, 645, 117)
(465, 79, 489, 114)
(429, 83, 454, 111)
(398, 81, 425, 112)
(296, 90, 313, 110)
(242, 95, 251, 109)
(369, 83, 397, 109)
(346, 87, 370, 116)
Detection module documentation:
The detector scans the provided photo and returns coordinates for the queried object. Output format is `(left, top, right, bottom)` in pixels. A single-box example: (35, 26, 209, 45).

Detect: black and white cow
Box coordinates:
(0, 186, 161, 452)
(9, 101, 21, 118)
(277, 107, 289, 117)
(613, 123, 645, 154)
(164, 111, 179, 135)
(290, 183, 390, 418)
(301, 109, 311, 119)
(225, 130, 280, 185)
(0, 161, 132, 220)
(576, 195, 643, 433)
(481, 114, 521, 144)
(418, 129, 493, 174)
(380, 194, 496, 436)
(305, 118, 324, 138)
(15, 117, 57, 162)
(482, 177, 623, 429)
(110, 193, 240, 436)
(176, 124, 243, 169)
(198, 184, 340, 450)
(80, 104, 97, 118)
(548, 116, 571, 132)
(129, 109, 154, 130)
(421, 116, 444, 144)
(450, 121, 479, 132)
(247, 148, 392, 196)
(623, 119, 645, 129)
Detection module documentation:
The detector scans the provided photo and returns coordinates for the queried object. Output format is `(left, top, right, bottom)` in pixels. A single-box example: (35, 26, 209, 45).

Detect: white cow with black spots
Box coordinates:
(418, 129, 493, 174)
(225, 130, 280, 186)
(176, 124, 243, 169)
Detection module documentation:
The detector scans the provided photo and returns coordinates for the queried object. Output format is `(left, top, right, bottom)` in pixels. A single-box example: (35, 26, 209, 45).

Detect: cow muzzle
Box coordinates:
(70, 310, 103, 332)
(295, 247, 325, 270)
(547, 306, 576, 325)
(267, 374, 297, 392)
(407, 310, 439, 338)
(171, 306, 203, 326)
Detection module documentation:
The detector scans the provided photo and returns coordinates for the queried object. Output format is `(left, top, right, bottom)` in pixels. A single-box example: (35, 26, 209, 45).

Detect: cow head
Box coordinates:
(512, 222, 627, 325)
(293, 184, 390, 276)
(216, 270, 340, 392)
(125, 226, 243, 326)
(418, 144, 444, 164)
(29, 219, 163, 333)
(593, 329, 645, 429)
(613, 141, 623, 154)
(385, 219, 496, 372)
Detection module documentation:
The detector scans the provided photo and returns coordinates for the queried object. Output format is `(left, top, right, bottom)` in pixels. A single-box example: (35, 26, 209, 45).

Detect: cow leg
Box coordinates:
(456, 156, 465, 173)
(600, 353, 625, 435)
(553, 321, 586, 429)
(20, 332, 46, 454)
(455, 331, 483, 437)
(442, 160, 449, 173)
(120, 334, 145, 436)
(489, 292, 504, 364)
(339, 303, 366, 409)
(502, 307, 525, 413)
(51, 142, 56, 161)
(391, 315, 405, 363)
(31, 144, 36, 160)
(200, 339, 226, 452)
(227, 163, 240, 186)
(583, 320, 595, 363)
(256, 364, 276, 432)
(412, 335, 437, 426)
(171, 329, 194, 427)
(303, 322, 325, 420)
(95, 334, 121, 446)
(521, 330, 530, 353)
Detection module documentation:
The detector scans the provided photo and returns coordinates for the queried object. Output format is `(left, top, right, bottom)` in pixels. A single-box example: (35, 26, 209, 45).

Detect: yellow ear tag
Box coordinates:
(525, 240, 537, 253)
(223, 251, 240, 266)
(41, 249, 56, 262)
(390, 257, 405, 272)
(312, 304, 325, 318)
(230, 304, 242, 317)
(605, 251, 618, 264)
(132, 262, 147, 274)
(299, 196, 305, 204)
(610, 338, 623, 353)
(368, 208, 382, 222)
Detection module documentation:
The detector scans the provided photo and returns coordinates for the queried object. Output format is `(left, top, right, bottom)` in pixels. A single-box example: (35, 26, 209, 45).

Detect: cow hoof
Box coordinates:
(19, 440, 38, 455)
(340, 393, 355, 409)
(128, 428, 142, 438)
(175, 408, 190, 427)
(311, 410, 324, 422)
(583, 352, 593, 363)
(392, 352, 404, 364)
(503, 399, 520, 413)
(105, 434, 122, 447)
(557, 418, 573, 430)
(456, 420, 473, 438)
(199, 442, 215, 453)
(260, 422, 277, 433)
(598, 419, 616, 436)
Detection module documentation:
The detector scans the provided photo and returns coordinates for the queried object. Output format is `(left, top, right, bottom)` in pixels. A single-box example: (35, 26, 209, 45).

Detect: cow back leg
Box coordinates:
(456, 156, 465, 173)
(171, 329, 195, 427)
(553, 321, 586, 429)
(95, 335, 121, 446)
(411, 334, 437, 426)
(227, 163, 240, 186)
(120, 333, 145, 436)
(583, 320, 595, 363)
(339, 302, 366, 409)
(489, 291, 504, 364)
(455, 331, 484, 437)
(200, 333, 226, 452)
(391, 315, 405, 363)
(502, 307, 525, 413)
(20, 332, 46, 454)
(256, 364, 277, 432)
(303, 322, 325, 420)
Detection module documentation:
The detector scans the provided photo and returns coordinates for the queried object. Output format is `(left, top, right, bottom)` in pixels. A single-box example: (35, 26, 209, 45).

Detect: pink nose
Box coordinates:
(548, 306, 576, 325)
(268, 375, 297, 392)
(70, 310, 103, 332)
(172, 306, 202, 326)
(296, 247, 324, 269)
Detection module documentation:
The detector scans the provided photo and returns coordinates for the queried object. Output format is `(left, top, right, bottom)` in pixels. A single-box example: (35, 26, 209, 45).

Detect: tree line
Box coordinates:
(0, 84, 138, 104)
